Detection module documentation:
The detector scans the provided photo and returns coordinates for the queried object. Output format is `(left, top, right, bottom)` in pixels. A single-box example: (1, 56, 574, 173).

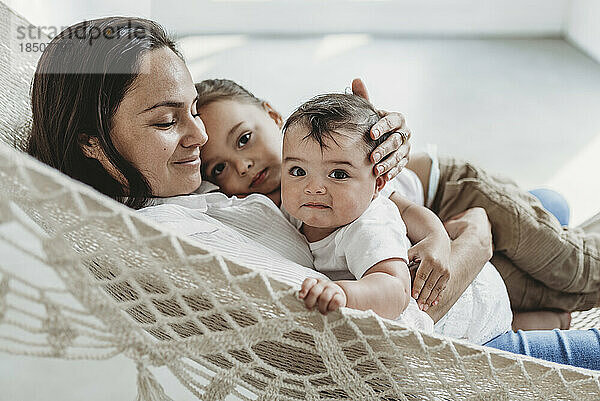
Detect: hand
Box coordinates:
(408, 234, 451, 311)
(351, 78, 411, 182)
(444, 207, 493, 260)
(299, 278, 347, 314)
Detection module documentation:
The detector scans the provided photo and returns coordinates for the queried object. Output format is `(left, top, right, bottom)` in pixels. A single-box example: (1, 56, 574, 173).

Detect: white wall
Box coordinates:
(565, 0, 600, 63)
(5, 0, 151, 27)
(6, 0, 568, 37)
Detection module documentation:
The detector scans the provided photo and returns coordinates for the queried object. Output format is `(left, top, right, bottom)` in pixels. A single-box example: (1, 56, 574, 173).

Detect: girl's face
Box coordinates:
(198, 99, 284, 205)
(92, 47, 208, 197)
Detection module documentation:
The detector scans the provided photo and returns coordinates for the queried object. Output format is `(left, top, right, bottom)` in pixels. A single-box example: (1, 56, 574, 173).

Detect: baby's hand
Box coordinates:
(299, 278, 347, 315)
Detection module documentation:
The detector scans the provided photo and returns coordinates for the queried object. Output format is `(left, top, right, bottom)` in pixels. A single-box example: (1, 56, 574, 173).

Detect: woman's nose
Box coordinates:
(182, 115, 209, 148)
(235, 158, 253, 176)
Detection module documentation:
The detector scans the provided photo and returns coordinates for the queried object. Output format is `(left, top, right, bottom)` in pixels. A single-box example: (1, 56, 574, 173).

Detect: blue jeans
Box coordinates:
(529, 188, 570, 227)
(485, 329, 600, 370)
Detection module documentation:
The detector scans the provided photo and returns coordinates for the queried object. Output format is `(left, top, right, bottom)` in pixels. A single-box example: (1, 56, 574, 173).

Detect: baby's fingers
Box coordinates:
(318, 287, 339, 314)
(299, 278, 317, 299)
(303, 280, 325, 310)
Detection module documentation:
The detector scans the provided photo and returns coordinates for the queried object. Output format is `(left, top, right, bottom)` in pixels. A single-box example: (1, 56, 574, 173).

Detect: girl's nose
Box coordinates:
(235, 158, 253, 176)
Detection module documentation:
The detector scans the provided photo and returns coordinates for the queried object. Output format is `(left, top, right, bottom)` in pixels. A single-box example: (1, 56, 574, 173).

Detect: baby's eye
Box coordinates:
(238, 132, 251, 147)
(329, 170, 349, 179)
(289, 166, 306, 177)
(212, 163, 226, 177)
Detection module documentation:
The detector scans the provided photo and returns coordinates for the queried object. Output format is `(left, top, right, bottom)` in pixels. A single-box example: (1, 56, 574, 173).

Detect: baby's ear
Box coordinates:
(373, 175, 387, 198)
(262, 101, 284, 128)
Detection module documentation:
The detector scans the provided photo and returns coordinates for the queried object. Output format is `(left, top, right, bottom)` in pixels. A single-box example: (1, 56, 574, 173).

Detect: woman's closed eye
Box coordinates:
(289, 166, 306, 177)
(237, 132, 251, 148)
(329, 169, 349, 179)
(153, 119, 176, 129)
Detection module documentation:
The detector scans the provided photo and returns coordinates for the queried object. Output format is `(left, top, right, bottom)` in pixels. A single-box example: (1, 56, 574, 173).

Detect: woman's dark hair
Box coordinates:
(27, 17, 181, 209)
(195, 79, 264, 110)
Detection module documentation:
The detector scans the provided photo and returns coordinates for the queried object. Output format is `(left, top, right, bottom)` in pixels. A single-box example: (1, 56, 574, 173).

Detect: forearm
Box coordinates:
(425, 228, 490, 322)
(337, 269, 411, 320)
(389, 192, 448, 244)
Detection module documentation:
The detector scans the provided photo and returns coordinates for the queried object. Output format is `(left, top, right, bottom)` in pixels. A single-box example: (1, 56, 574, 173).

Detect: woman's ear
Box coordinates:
(78, 134, 103, 160)
(262, 101, 284, 128)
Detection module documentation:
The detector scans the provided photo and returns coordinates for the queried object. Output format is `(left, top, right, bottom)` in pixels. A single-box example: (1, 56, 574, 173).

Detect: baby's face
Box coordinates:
(281, 126, 378, 229)
(198, 99, 283, 204)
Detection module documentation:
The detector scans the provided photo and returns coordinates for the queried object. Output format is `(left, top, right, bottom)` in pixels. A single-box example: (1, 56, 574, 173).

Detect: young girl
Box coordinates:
(194, 78, 595, 331)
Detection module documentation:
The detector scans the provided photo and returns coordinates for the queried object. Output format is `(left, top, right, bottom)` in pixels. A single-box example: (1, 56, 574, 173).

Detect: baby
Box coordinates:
(281, 93, 422, 320)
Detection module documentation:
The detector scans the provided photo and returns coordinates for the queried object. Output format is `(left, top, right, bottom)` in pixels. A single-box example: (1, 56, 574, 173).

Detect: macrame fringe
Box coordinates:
(136, 362, 173, 401)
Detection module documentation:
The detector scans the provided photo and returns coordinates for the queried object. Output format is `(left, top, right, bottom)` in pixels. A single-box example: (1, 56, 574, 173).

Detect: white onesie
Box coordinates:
(283, 189, 434, 333)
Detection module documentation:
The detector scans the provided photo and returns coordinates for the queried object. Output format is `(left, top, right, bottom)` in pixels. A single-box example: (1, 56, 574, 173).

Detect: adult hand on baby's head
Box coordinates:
(351, 78, 411, 182)
(299, 278, 347, 315)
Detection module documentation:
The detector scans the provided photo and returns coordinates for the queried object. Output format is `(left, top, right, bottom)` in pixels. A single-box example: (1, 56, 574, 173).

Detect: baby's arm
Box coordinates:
(299, 258, 411, 320)
(388, 193, 451, 310)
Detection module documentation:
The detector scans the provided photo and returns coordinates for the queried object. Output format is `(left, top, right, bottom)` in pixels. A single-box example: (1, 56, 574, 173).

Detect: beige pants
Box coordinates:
(430, 156, 600, 312)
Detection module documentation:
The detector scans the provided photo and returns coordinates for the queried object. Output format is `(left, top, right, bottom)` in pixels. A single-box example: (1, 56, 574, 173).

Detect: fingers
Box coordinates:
(411, 263, 431, 306)
(351, 78, 369, 101)
(424, 275, 448, 308)
(318, 286, 341, 314)
(299, 279, 346, 315)
(412, 259, 450, 310)
(370, 112, 406, 140)
(301, 279, 325, 310)
(372, 136, 411, 178)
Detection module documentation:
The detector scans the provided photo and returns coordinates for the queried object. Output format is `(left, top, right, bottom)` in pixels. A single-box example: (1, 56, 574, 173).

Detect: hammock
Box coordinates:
(1, 3, 599, 400)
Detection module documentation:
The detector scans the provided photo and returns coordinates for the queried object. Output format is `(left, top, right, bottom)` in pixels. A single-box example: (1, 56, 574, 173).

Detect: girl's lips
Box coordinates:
(250, 168, 268, 187)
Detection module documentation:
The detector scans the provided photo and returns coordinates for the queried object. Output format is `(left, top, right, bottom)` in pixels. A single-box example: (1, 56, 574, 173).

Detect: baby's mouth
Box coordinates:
(302, 203, 330, 209)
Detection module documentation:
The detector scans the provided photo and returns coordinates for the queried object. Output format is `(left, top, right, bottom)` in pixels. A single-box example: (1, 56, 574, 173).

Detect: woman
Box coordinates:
(26, 17, 600, 370)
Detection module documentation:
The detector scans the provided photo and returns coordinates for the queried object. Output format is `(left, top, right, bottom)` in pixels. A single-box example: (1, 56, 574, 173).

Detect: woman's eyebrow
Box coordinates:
(140, 95, 199, 114)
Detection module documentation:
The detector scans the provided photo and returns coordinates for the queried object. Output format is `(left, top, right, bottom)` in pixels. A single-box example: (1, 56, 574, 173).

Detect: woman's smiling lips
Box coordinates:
(250, 168, 268, 188)
(173, 155, 201, 167)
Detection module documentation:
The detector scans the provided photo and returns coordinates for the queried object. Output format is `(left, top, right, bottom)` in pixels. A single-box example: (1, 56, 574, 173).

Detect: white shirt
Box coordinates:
(285, 195, 410, 281)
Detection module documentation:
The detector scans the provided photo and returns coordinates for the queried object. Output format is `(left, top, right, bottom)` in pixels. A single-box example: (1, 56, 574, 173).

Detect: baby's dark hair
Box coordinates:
(195, 78, 264, 109)
(283, 93, 389, 154)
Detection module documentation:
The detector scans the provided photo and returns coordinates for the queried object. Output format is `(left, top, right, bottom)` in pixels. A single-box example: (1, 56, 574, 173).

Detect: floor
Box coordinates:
(2, 36, 600, 401)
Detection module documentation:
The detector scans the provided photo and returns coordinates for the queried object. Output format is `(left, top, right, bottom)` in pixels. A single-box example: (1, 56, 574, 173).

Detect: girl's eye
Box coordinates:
(154, 120, 176, 129)
(329, 170, 349, 179)
(212, 163, 226, 177)
(289, 166, 306, 177)
(238, 132, 251, 147)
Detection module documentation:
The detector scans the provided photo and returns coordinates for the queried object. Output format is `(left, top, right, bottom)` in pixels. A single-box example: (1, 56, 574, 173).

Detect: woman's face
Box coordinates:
(108, 47, 208, 197)
(198, 99, 283, 205)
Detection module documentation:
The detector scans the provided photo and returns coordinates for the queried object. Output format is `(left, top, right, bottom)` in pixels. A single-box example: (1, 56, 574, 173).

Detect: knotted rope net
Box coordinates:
(1, 3, 599, 400)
